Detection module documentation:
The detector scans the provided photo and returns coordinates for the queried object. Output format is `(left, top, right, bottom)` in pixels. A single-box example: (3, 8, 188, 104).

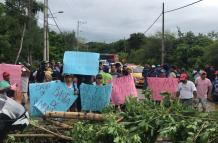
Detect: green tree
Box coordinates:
(205, 41, 218, 67)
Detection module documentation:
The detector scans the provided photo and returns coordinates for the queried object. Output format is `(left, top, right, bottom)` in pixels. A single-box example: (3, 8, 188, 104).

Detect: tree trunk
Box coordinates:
(45, 111, 105, 121)
(15, 23, 26, 64)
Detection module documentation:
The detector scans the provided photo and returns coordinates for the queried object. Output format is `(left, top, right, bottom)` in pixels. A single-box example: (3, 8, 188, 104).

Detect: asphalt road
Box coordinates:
(137, 88, 145, 100)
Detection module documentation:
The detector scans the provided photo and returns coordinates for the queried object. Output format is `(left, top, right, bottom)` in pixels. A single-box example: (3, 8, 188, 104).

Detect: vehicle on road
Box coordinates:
(132, 66, 144, 87)
(126, 64, 144, 87)
(100, 54, 119, 64)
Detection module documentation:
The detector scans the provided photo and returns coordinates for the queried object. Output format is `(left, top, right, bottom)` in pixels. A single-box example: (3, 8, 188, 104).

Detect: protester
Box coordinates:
(194, 71, 212, 112)
(159, 68, 167, 78)
(99, 62, 104, 73)
(115, 62, 122, 74)
(126, 67, 132, 75)
(149, 65, 159, 77)
(0, 76, 10, 97)
(44, 70, 53, 82)
(64, 74, 79, 111)
(95, 74, 103, 86)
(122, 65, 129, 76)
(0, 93, 29, 142)
(51, 61, 61, 80)
(0, 72, 10, 87)
(142, 64, 150, 89)
(0, 72, 17, 99)
(212, 71, 218, 102)
(110, 64, 121, 79)
(35, 61, 46, 83)
(101, 65, 112, 84)
(73, 76, 79, 92)
(64, 74, 78, 95)
(21, 66, 30, 109)
(205, 65, 215, 82)
(193, 69, 201, 81)
(168, 66, 177, 78)
(176, 73, 197, 107)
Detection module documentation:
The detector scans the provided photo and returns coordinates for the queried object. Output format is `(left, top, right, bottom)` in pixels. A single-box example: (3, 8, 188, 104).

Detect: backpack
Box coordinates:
(213, 79, 218, 95)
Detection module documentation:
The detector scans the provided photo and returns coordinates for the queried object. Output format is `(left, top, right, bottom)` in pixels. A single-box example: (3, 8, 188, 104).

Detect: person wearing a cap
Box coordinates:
(64, 74, 79, 111)
(176, 73, 197, 107)
(195, 71, 212, 112)
(0, 72, 12, 98)
(0, 72, 10, 90)
(64, 74, 78, 94)
(212, 71, 218, 101)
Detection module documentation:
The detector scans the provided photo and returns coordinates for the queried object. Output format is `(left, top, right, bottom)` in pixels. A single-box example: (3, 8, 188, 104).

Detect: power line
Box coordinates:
(164, 0, 203, 13)
(48, 7, 62, 33)
(143, 0, 203, 34)
(144, 13, 162, 34)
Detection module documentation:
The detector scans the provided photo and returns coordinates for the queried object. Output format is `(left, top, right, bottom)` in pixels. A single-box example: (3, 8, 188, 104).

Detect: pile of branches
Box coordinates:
(7, 90, 218, 143)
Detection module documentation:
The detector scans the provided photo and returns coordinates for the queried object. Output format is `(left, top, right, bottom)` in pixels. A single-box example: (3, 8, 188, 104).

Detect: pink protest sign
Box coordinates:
(111, 75, 138, 105)
(147, 77, 178, 101)
(0, 64, 22, 90)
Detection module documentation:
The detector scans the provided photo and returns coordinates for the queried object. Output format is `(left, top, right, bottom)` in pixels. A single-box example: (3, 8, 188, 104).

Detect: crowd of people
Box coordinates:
(0, 60, 133, 140)
(0, 60, 218, 140)
(142, 64, 218, 112)
(0, 61, 133, 113)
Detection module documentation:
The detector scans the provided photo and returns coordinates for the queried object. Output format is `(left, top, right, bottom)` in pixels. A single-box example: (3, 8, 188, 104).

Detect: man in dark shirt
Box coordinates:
(142, 64, 151, 89)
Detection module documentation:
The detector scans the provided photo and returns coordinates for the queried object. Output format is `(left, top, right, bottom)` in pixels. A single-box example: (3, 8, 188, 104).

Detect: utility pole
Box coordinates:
(76, 20, 80, 51)
(124, 37, 127, 53)
(161, 2, 165, 65)
(43, 0, 49, 61)
(76, 20, 87, 51)
(28, 0, 33, 64)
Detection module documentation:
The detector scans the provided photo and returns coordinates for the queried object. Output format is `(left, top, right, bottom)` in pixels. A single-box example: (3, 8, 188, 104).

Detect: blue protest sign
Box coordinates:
(63, 51, 100, 75)
(34, 81, 77, 114)
(29, 82, 54, 116)
(80, 83, 112, 111)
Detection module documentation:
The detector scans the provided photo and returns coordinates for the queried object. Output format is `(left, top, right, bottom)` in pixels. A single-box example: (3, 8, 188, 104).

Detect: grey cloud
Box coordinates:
(38, 0, 218, 42)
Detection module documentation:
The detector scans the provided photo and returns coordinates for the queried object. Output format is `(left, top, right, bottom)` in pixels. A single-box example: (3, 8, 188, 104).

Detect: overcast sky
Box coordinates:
(36, 0, 218, 43)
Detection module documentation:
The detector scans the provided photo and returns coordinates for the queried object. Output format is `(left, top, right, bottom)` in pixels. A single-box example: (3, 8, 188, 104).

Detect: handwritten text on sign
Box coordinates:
(0, 64, 22, 90)
(111, 75, 138, 105)
(63, 51, 100, 75)
(147, 77, 179, 101)
(80, 83, 112, 111)
(34, 81, 77, 114)
(29, 82, 53, 116)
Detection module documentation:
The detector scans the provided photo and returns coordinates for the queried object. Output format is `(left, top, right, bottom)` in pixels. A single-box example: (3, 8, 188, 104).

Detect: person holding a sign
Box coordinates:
(0, 72, 17, 99)
(64, 74, 79, 111)
(64, 74, 78, 95)
(0, 72, 10, 89)
(176, 73, 197, 107)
